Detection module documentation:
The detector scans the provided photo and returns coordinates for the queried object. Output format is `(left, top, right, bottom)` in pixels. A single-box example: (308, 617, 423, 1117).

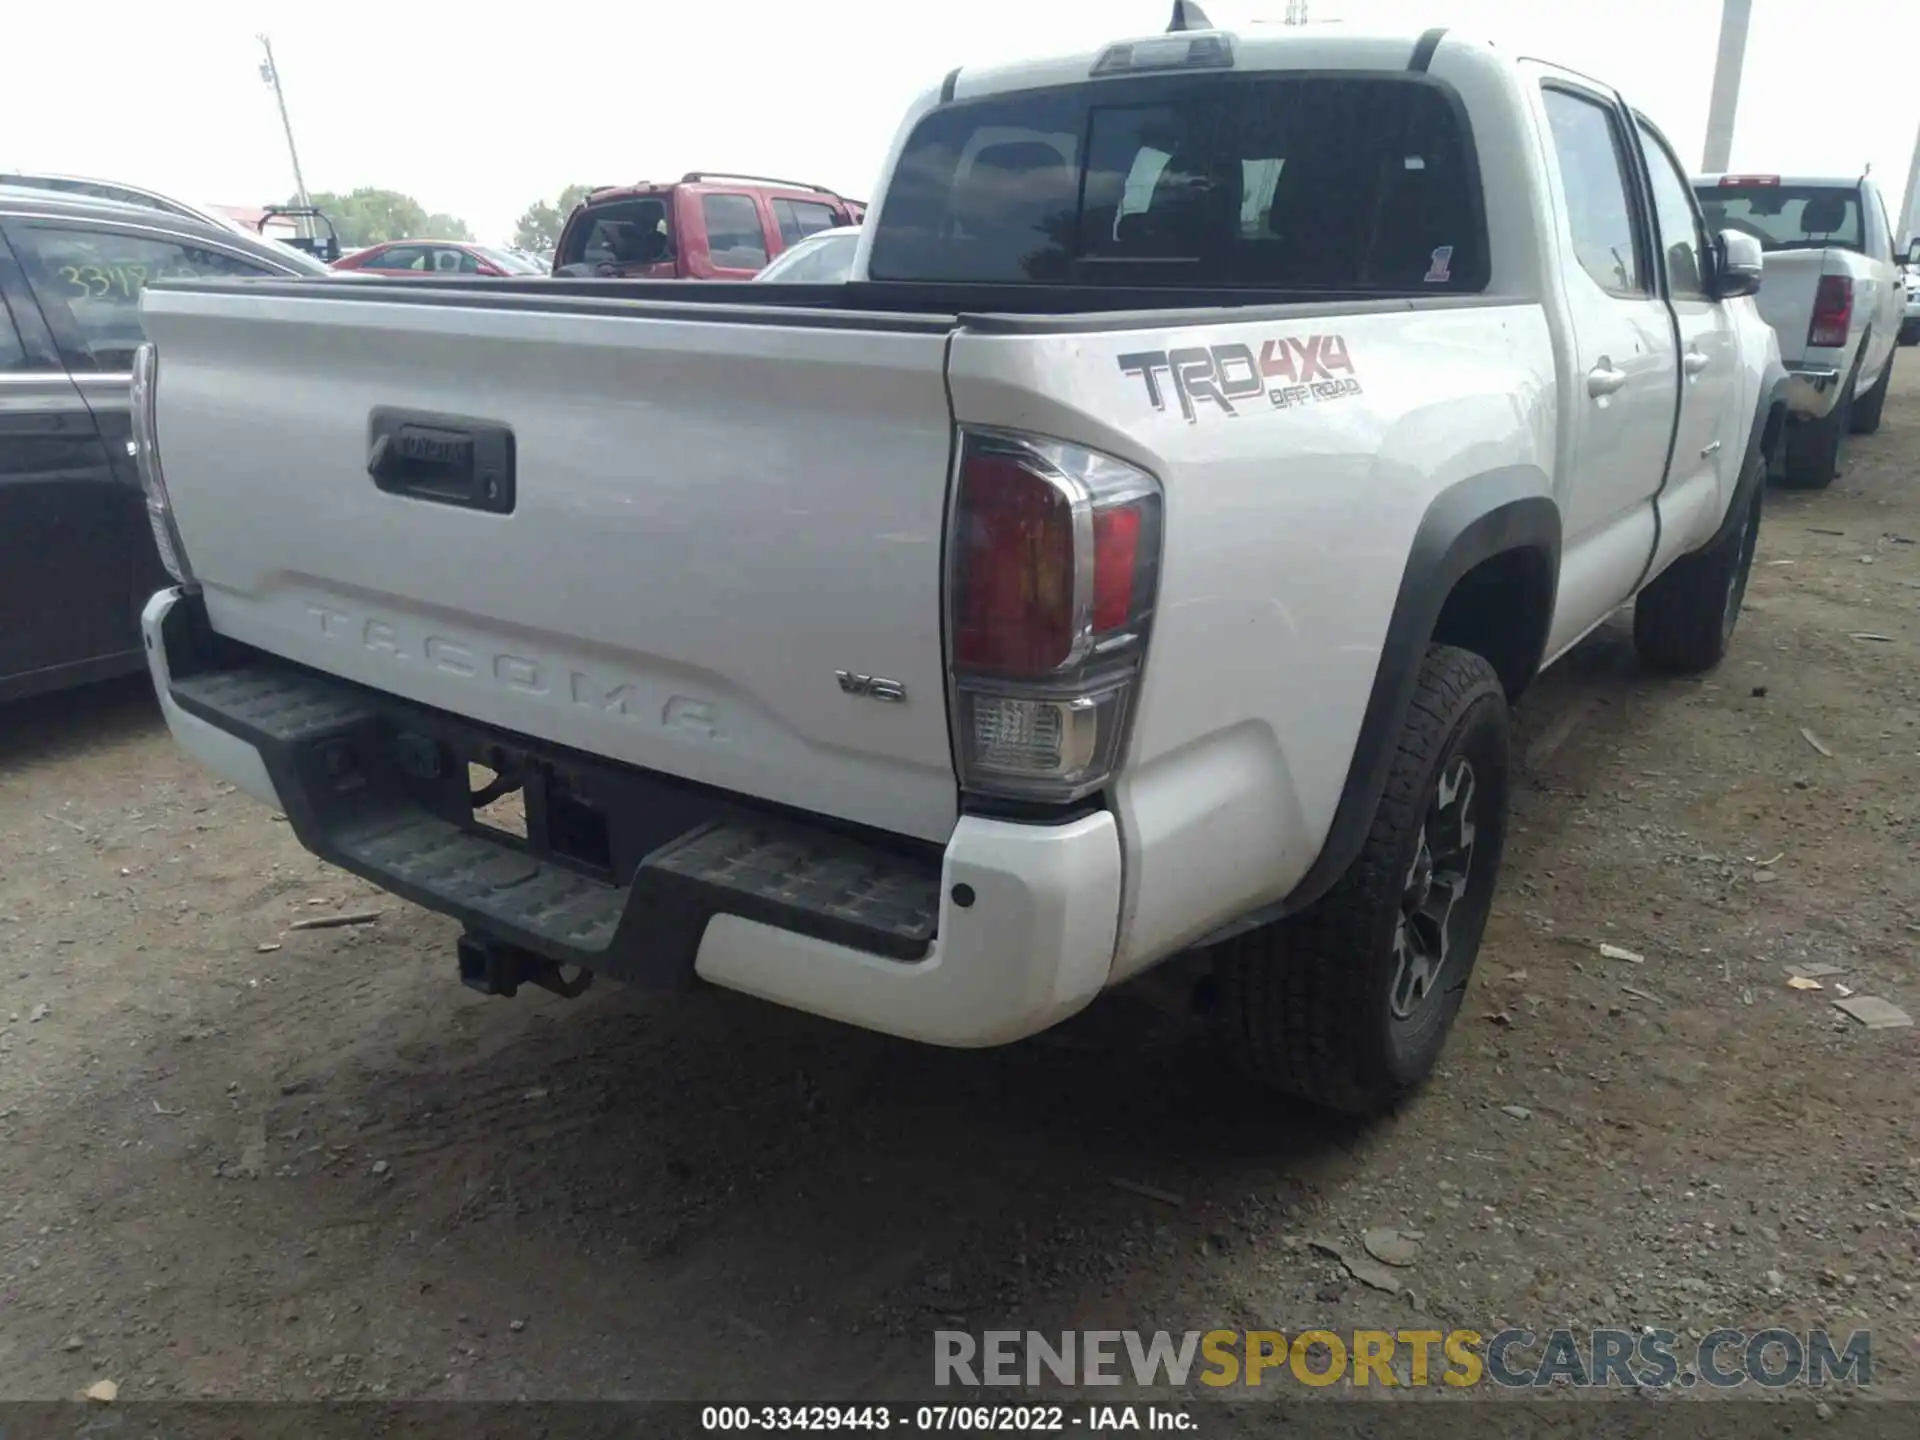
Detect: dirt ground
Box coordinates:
(2, 374, 1917, 1411)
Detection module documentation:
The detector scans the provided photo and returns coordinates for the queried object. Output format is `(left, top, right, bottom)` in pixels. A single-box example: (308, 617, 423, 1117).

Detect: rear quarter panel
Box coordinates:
(1759, 247, 1891, 383)
(949, 300, 1556, 975)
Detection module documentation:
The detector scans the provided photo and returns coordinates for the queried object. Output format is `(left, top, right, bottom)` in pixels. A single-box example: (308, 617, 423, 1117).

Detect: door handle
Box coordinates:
(1587, 362, 1629, 398)
(1684, 350, 1710, 376)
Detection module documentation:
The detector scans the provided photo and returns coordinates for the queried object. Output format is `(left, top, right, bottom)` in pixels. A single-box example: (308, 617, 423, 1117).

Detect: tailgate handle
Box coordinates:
(367, 408, 515, 514)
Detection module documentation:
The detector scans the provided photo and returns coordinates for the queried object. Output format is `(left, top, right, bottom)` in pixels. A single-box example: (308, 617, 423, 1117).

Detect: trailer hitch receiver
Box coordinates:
(456, 931, 594, 999)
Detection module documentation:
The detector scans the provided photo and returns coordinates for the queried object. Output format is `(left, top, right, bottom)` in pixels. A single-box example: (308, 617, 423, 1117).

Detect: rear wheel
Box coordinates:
(1781, 379, 1852, 489)
(1633, 449, 1763, 674)
(1850, 352, 1892, 435)
(1213, 645, 1509, 1116)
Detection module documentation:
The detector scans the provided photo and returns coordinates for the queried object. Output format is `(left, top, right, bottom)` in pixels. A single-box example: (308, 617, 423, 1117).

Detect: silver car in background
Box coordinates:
(752, 224, 860, 283)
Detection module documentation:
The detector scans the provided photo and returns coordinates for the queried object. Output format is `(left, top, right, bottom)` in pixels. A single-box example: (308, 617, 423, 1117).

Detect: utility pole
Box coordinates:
(1701, 0, 1752, 172)
(257, 35, 312, 236)
(1899, 114, 1920, 253)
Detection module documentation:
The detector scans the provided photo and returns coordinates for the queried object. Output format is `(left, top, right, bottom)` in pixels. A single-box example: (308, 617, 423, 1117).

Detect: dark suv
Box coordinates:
(0, 186, 328, 703)
(553, 173, 862, 280)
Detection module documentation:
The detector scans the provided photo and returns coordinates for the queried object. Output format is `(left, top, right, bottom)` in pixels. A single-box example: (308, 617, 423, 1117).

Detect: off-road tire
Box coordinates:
(1850, 353, 1892, 435)
(1633, 450, 1764, 674)
(1213, 645, 1509, 1116)
(1782, 377, 1853, 489)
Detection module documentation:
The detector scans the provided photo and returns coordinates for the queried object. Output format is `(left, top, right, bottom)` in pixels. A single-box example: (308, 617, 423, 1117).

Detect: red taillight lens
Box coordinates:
(1810, 275, 1853, 349)
(947, 430, 1163, 801)
(1092, 507, 1142, 633)
(950, 436, 1160, 679)
(952, 450, 1076, 675)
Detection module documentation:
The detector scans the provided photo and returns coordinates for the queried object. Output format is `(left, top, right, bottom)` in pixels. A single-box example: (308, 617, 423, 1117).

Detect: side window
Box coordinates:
(1635, 119, 1708, 298)
(701, 193, 768, 269)
(374, 245, 431, 271)
(0, 293, 29, 372)
(1543, 88, 1647, 298)
(771, 198, 839, 247)
(10, 225, 270, 371)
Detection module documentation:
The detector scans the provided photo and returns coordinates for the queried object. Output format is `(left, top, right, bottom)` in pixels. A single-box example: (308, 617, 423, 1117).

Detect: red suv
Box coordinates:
(553, 173, 862, 280)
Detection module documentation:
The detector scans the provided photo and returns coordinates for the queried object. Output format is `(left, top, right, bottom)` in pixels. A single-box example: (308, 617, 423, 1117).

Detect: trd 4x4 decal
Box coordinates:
(1118, 335, 1362, 422)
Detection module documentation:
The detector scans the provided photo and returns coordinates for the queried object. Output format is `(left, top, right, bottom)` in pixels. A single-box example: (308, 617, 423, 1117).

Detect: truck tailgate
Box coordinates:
(140, 286, 961, 843)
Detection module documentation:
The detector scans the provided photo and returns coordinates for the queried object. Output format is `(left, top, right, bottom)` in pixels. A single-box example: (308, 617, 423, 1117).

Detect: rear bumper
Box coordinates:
(141, 587, 1120, 1047)
(1781, 361, 1844, 419)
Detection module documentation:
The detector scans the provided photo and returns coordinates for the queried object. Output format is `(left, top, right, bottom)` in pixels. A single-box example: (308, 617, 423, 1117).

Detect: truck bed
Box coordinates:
(191, 271, 1498, 324)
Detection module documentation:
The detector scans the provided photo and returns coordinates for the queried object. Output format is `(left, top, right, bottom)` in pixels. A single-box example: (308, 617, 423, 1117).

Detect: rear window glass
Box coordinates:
(557, 198, 672, 269)
(868, 73, 1485, 291)
(1693, 184, 1863, 253)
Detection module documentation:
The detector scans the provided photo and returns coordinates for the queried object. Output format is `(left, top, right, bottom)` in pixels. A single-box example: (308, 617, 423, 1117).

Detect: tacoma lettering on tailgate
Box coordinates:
(1118, 335, 1361, 422)
(305, 604, 655, 721)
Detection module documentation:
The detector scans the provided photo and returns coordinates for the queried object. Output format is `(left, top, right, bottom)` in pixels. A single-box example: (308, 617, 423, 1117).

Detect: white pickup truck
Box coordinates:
(1902, 247, 1920, 347)
(1694, 173, 1905, 488)
(132, 15, 1786, 1115)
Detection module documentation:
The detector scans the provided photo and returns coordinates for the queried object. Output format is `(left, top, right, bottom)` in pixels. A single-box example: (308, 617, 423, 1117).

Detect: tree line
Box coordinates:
(301, 188, 473, 247)
(511, 185, 594, 252)
(294, 185, 597, 252)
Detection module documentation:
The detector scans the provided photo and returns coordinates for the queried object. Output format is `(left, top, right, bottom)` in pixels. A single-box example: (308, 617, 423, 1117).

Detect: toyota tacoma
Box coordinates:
(132, 15, 1785, 1115)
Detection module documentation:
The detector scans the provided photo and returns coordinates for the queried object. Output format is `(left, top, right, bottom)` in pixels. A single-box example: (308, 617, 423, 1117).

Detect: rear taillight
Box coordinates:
(131, 342, 194, 584)
(946, 429, 1162, 802)
(1809, 275, 1853, 349)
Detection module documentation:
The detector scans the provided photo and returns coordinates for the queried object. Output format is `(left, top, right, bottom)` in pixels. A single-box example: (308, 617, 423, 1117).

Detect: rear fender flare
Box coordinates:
(1717, 369, 1788, 543)
(1278, 468, 1558, 924)
(1192, 468, 1558, 950)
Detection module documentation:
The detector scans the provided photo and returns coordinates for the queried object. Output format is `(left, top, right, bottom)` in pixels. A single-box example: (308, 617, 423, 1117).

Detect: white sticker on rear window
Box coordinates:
(1424, 245, 1454, 284)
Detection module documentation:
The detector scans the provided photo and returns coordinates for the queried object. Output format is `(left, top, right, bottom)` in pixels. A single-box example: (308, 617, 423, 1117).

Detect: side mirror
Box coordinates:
(1907, 237, 1920, 268)
(1714, 230, 1764, 299)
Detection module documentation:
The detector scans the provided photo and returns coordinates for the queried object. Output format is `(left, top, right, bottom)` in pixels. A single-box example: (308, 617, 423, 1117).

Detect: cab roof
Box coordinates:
(0, 185, 329, 273)
(943, 25, 1487, 105)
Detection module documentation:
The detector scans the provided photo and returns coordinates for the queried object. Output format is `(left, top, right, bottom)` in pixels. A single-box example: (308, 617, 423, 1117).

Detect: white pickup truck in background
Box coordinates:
(1901, 246, 1920, 347)
(133, 15, 1786, 1116)
(1695, 173, 1904, 488)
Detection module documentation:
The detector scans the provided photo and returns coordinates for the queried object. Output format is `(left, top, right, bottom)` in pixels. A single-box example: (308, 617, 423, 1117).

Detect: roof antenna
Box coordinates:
(1169, 0, 1213, 31)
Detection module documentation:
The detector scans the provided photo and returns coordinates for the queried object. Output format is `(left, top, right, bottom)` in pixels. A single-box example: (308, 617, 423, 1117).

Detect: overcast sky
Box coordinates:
(6, 1, 1915, 245)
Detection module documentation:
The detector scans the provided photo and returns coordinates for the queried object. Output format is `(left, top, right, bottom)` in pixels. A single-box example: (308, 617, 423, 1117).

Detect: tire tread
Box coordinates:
(1215, 645, 1505, 1115)
(1634, 454, 1762, 675)
(1850, 353, 1891, 435)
